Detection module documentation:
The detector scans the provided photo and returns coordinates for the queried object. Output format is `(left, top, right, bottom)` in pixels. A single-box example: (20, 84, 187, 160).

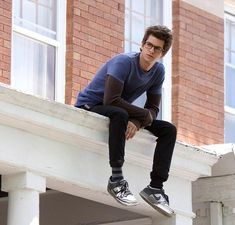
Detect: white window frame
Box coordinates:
(11, 0, 67, 103)
(224, 12, 235, 113)
(224, 6, 235, 143)
(161, 0, 172, 122)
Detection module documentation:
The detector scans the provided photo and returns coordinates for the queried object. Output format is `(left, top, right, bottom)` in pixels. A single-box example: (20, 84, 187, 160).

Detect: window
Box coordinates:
(124, 0, 172, 121)
(11, 0, 66, 102)
(225, 13, 235, 143)
(125, 0, 162, 52)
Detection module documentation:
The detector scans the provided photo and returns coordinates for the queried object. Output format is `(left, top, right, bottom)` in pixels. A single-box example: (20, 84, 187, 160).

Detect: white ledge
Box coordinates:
(0, 84, 219, 218)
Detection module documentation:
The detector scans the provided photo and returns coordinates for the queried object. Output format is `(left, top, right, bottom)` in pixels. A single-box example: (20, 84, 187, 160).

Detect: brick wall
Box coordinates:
(65, 0, 125, 105)
(0, 0, 12, 85)
(172, 0, 224, 145)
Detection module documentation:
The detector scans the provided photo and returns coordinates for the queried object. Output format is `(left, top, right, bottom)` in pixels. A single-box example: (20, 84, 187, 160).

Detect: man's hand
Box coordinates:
(125, 121, 138, 140)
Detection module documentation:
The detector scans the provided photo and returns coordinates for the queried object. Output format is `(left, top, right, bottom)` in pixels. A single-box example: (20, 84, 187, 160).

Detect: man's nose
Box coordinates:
(149, 46, 155, 53)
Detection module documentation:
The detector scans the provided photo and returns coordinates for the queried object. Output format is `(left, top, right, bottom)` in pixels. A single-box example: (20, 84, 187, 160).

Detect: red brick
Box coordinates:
(103, 0, 119, 9)
(172, 0, 224, 145)
(79, 0, 96, 7)
(89, 6, 104, 17)
(66, 3, 124, 104)
(0, 0, 11, 85)
(96, 2, 111, 13)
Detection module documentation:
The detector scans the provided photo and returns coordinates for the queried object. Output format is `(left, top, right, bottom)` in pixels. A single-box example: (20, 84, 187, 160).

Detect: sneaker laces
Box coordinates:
(118, 181, 132, 198)
(164, 194, 169, 204)
(160, 189, 169, 204)
(151, 188, 169, 204)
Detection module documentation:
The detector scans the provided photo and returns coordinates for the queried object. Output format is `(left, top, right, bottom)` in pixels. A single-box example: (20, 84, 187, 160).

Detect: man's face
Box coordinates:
(140, 35, 165, 64)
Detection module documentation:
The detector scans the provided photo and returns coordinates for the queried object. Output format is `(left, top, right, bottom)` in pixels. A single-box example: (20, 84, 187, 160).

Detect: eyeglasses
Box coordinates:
(144, 41, 164, 53)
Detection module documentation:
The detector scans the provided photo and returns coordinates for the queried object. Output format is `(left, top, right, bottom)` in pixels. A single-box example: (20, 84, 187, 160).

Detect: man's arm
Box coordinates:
(144, 92, 161, 120)
(103, 75, 152, 129)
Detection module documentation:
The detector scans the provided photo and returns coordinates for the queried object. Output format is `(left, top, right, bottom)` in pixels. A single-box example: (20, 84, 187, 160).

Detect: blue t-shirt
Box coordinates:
(75, 52, 165, 107)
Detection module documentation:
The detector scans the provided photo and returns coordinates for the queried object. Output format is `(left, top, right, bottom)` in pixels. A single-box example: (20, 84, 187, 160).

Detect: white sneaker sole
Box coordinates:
(107, 188, 138, 206)
(139, 191, 174, 217)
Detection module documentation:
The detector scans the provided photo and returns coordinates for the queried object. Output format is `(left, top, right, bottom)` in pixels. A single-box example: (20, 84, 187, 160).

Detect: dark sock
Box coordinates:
(111, 167, 123, 182)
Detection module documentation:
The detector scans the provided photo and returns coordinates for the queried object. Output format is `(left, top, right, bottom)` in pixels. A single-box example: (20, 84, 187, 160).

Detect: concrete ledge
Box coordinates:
(0, 84, 219, 219)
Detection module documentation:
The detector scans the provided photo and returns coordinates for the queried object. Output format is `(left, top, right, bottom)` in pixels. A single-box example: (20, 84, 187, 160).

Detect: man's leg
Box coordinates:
(145, 120, 177, 188)
(88, 105, 138, 206)
(89, 105, 128, 171)
(140, 120, 177, 216)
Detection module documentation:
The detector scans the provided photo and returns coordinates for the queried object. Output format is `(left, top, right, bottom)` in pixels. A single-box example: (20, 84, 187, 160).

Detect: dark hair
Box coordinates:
(142, 25, 173, 56)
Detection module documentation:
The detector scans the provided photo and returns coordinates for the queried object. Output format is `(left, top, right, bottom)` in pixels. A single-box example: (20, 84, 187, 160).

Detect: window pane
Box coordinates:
(125, 11, 130, 41)
(132, 0, 144, 14)
(131, 43, 140, 52)
(231, 21, 235, 51)
(38, 6, 52, 30)
(225, 65, 235, 108)
(125, 40, 130, 52)
(232, 52, 235, 65)
(225, 112, 235, 143)
(12, 33, 55, 100)
(125, 0, 130, 8)
(13, 0, 57, 39)
(131, 13, 145, 44)
(23, 0, 36, 23)
(225, 20, 230, 50)
(225, 49, 229, 63)
(146, 0, 162, 23)
(39, 0, 52, 5)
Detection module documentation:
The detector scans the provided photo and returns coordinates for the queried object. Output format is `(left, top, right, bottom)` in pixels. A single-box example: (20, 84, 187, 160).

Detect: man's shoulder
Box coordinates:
(111, 52, 139, 62)
(153, 62, 165, 74)
(154, 61, 164, 69)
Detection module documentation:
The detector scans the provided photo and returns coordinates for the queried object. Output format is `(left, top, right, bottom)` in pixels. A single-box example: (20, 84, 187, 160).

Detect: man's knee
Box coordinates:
(166, 123, 177, 139)
(110, 107, 129, 122)
(170, 123, 177, 135)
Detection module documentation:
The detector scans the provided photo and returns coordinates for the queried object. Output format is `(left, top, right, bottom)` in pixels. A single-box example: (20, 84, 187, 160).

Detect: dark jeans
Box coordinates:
(82, 104, 177, 188)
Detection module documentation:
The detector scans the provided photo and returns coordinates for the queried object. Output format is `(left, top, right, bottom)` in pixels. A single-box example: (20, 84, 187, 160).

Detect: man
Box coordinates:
(75, 25, 177, 216)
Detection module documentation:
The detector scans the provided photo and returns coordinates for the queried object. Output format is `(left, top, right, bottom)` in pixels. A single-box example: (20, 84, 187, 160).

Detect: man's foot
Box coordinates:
(139, 186, 174, 217)
(107, 177, 138, 206)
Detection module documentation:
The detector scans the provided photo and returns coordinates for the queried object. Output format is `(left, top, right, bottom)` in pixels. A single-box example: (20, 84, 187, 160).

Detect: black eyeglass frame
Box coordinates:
(144, 41, 165, 53)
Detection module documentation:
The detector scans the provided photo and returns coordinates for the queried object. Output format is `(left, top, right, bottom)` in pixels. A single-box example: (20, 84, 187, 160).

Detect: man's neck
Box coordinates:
(139, 57, 154, 72)
(139, 54, 156, 72)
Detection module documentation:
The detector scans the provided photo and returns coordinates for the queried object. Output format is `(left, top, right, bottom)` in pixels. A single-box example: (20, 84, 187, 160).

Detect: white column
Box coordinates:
(152, 212, 193, 225)
(210, 202, 223, 225)
(1, 172, 46, 225)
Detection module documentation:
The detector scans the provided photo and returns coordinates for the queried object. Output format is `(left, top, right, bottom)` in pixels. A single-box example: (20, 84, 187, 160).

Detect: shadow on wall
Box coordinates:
(0, 175, 8, 197)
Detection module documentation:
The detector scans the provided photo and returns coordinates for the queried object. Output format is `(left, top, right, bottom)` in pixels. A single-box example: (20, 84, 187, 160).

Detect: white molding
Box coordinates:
(12, 25, 59, 47)
(225, 62, 235, 69)
(162, 0, 172, 122)
(225, 106, 235, 115)
(210, 202, 223, 225)
(201, 143, 235, 156)
(55, 0, 67, 103)
(0, 84, 218, 179)
(224, 1, 235, 16)
(225, 11, 235, 21)
(97, 218, 152, 225)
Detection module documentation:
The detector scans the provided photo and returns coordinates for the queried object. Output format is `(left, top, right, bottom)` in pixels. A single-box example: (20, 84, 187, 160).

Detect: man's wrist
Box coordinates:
(129, 119, 141, 130)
